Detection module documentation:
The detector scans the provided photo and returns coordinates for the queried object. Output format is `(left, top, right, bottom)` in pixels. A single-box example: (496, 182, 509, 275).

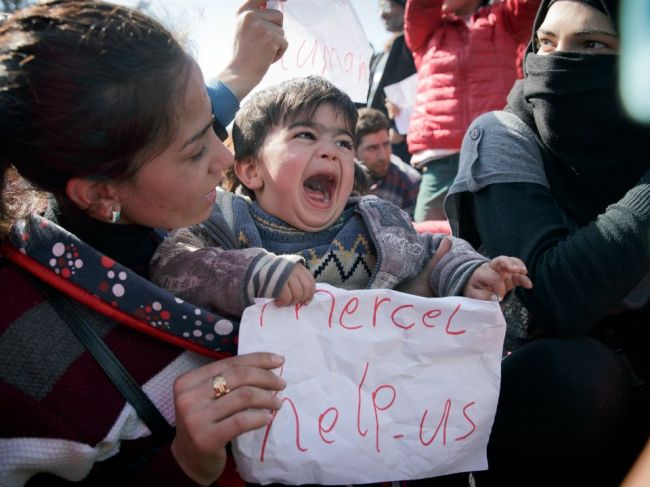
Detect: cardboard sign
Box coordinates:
(233, 284, 506, 485)
(258, 0, 372, 103)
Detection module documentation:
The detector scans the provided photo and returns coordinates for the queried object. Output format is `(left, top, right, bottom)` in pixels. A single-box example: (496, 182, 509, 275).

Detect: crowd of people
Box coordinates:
(0, 0, 647, 486)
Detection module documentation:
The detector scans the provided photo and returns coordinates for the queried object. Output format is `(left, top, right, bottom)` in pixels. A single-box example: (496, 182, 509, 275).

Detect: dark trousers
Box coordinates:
(479, 336, 641, 487)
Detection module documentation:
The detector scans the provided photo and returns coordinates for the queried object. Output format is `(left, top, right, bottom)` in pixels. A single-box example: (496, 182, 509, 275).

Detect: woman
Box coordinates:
(446, 0, 649, 484)
(0, 1, 288, 485)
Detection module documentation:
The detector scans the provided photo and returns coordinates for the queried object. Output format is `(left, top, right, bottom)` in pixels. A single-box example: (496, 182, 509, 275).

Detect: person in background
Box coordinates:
(445, 0, 649, 485)
(404, 0, 540, 222)
(0, 0, 288, 485)
(355, 107, 421, 217)
(367, 0, 416, 164)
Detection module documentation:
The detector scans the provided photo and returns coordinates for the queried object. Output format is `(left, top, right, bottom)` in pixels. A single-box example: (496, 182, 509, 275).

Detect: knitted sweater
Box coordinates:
(150, 191, 488, 318)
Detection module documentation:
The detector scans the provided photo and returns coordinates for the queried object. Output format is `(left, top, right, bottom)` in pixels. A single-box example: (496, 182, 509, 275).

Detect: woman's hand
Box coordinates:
(171, 352, 286, 485)
(218, 0, 289, 101)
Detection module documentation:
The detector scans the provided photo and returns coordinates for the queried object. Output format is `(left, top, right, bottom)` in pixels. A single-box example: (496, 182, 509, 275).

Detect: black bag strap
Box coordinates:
(32, 278, 175, 442)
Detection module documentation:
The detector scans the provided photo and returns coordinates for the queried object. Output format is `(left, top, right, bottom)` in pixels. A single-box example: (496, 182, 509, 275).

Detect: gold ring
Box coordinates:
(211, 374, 230, 399)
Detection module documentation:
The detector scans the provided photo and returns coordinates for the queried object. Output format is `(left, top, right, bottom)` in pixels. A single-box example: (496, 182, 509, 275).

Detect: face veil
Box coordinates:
(505, 0, 648, 224)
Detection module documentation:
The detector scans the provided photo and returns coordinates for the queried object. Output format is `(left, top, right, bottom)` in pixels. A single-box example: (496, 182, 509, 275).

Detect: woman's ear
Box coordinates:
(65, 177, 119, 222)
(234, 158, 264, 191)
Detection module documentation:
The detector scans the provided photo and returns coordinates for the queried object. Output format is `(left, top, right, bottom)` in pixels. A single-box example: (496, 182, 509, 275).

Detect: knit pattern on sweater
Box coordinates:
(240, 203, 375, 290)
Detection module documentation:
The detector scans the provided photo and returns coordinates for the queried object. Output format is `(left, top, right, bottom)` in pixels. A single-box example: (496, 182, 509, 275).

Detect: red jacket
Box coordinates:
(404, 0, 539, 154)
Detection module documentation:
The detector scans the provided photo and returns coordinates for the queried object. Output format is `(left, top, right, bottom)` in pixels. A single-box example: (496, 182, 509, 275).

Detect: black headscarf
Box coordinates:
(506, 0, 649, 224)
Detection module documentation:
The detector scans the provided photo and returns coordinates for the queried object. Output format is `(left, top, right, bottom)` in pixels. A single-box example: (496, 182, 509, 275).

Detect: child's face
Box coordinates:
(536, 1, 619, 55)
(237, 103, 355, 232)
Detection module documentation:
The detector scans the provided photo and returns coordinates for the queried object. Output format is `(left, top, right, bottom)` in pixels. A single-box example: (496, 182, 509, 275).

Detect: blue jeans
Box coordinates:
(413, 153, 459, 222)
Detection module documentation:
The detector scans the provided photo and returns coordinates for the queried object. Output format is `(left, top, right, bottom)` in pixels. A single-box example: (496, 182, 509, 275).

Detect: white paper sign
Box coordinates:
(233, 284, 506, 485)
(255, 0, 372, 103)
(383, 73, 419, 134)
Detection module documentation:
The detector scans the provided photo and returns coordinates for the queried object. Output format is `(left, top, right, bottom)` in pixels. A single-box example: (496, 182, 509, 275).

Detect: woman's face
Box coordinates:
(114, 61, 233, 229)
(536, 1, 619, 55)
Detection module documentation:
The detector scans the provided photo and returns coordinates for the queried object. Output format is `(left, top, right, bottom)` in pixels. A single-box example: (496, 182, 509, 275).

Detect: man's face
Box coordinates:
(380, 0, 405, 33)
(356, 129, 392, 179)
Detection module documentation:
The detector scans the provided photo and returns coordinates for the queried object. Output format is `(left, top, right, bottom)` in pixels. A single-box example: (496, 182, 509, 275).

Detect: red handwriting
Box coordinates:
(258, 362, 478, 460)
(280, 38, 368, 83)
(357, 362, 369, 437)
(259, 293, 467, 336)
(419, 399, 451, 446)
(260, 396, 307, 462)
(318, 408, 339, 444)
(372, 384, 397, 453)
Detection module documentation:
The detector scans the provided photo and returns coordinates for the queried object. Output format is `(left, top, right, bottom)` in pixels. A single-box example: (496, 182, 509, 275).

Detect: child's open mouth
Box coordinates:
(303, 173, 337, 207)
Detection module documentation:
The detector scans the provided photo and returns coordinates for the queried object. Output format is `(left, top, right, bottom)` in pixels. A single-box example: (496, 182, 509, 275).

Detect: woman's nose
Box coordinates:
(208, 135, 234, 174)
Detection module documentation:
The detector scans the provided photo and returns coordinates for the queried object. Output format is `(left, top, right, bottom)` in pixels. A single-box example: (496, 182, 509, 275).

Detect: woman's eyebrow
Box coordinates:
(536, 28, 557, 38)
(536, 27, 618, 39)
(573, 29, 618, 38)
(181, 119, 214, 150)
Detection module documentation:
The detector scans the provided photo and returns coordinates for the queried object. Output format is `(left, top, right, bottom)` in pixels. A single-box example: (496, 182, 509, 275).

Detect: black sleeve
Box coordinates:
(465, 174, 650, 336)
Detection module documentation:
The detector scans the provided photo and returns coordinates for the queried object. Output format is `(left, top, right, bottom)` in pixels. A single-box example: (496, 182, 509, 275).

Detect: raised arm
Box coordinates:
(207, 0, 288, 133)
(499, 0, 541, 44)
(216, 0, 288, 102)
(404, 0, 444, 62)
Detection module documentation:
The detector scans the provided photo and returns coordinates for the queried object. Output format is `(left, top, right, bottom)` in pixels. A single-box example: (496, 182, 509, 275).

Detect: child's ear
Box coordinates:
(234, 157, 263, 191)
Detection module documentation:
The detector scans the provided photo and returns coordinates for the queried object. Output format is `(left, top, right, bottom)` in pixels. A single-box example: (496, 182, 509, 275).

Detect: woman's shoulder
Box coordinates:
(453, 111, 549, 194)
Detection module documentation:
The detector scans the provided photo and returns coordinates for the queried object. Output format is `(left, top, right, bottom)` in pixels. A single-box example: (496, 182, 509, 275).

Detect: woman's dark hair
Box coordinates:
(229, 75, 358, 198)
(0, 0, 193, 237)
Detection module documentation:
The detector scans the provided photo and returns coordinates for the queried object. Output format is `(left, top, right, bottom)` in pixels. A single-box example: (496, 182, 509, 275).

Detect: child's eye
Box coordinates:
(296, 131, 316, 140)
(189, 145, 207, 161)
(336, 140, 354, 150)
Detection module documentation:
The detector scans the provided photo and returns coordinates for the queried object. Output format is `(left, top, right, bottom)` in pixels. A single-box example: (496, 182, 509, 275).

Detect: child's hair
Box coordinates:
(355, 107, 391, 148)
(229, 76, 358, 198)
(0, 0, 192, 237)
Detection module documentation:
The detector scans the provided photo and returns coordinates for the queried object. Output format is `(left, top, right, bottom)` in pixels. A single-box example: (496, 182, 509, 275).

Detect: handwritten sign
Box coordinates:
(253, 0, 372, 103)
(233, 284, 506, 485)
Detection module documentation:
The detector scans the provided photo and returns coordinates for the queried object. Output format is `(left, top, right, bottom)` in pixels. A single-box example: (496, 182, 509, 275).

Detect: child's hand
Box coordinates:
(275, 264, 316, 306)
(463, 256, 533, 301)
